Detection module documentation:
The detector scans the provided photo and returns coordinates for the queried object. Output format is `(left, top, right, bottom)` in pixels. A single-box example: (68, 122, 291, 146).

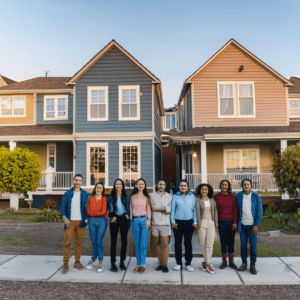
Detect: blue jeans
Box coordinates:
(132, 216, 149, 266)
(89, 217, 107, 261)
(240, 224, 257, 266)
(218, 221, 235, 255)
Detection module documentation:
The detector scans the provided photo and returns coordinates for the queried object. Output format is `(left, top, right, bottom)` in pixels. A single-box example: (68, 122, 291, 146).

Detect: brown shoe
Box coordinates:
(74, 262, 84, 269)
(140, 266, 145, 273)
(62, 263, 69, 274)
(133, 266, 140, 273)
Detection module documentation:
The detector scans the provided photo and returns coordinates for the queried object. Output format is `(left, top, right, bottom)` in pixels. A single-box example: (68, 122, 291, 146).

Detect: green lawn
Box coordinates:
(260, 213, 297, 232)
(0, 214, 41, 222)
(0, 235, 34, 247)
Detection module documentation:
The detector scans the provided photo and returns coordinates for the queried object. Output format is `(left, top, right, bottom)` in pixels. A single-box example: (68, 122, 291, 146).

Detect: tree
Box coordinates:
(0, 146, 42, 194)
(271, 142, 300, 199)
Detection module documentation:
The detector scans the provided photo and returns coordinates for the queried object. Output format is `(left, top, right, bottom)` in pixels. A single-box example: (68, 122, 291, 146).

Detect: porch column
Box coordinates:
(280, 139, 289, 199)
(201, 140, 207, 183)
(9, 141, 16, 151)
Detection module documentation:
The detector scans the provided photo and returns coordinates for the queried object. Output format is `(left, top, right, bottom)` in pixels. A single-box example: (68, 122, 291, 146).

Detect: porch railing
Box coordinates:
(185, 173, 277, 192)
(38, 170, 74, 190)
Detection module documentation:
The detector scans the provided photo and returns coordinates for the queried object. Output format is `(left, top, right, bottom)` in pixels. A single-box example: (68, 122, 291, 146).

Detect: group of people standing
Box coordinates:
(61, 174, 262, 276)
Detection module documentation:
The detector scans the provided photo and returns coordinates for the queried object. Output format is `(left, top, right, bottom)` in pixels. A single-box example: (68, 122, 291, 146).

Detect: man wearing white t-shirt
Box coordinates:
(61, 174, 89, 274)
(235, 179, 263, 275)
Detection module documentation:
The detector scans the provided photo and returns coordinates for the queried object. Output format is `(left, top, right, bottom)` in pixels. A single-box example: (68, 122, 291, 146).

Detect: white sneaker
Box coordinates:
(186, 265, 194, 272)
(86, 259, 97, 269)
(207, 264, 215, 274)
(97, 265, 103, 273)
(173, 264, 181, 271)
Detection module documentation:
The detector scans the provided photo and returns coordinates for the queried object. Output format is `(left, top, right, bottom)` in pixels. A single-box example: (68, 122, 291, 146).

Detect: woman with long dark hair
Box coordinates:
(86, 182, 108, 272)
(196, 183, 218, 274)
(214, 180, 237, 269)
(130, 178, 151, 274)
(107, 178, 130, 272)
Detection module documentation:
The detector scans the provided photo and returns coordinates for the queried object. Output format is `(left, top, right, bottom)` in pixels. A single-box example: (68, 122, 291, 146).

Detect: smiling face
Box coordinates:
(95, 184, 103, 195)
(243, 180, 251, 194)
(201, 185, 209, 198)
(221, 181, 229, 193)
(136, 180, 145, 192)
(115, 180, 123, 193)
(73, 176, 82, 189)
(157, 181, 166, 193)
(179, 181, 188, 194)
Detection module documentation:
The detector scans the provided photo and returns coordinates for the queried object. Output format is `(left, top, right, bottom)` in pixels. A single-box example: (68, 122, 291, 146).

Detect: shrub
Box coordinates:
(44, 200, 57, 209)
(279, 200, 300, 213)
(6, 208, 16, 215)
(19, 198, 29, 209)
(33, 209, 62, 222)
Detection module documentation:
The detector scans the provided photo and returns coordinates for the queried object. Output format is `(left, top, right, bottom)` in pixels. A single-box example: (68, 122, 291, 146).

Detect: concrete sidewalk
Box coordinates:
(0, 255, 299, 285)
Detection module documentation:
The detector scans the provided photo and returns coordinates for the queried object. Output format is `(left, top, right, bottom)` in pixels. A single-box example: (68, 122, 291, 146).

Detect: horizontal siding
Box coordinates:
(75, 139, 153, 187)
(75, 46, 153, 133)
(37, 93, 73, 124)
(187, 87, 192, 129)
(192, 44, 288, 126)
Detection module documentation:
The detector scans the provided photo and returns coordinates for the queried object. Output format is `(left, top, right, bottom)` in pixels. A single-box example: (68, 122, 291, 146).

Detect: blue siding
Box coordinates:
(36, 93, 73, 124)
(75, 46, 153, 133)
(75, 139, 153, 187)
(187, 87, 193, 129)
(56, 142, 73, 172)
(154, 142, 161, 185)
(154, 89, 161, 144)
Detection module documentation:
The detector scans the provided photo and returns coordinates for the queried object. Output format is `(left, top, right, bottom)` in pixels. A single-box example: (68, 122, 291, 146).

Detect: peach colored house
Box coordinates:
(169, 39, 297, 192)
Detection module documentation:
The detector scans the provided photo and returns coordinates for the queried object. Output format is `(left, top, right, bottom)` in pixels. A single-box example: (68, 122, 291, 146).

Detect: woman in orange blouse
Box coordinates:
(86, 182, 108, 272)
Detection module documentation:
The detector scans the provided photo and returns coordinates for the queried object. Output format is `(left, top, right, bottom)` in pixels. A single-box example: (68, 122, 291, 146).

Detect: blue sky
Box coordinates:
(0, 0, 299, 108)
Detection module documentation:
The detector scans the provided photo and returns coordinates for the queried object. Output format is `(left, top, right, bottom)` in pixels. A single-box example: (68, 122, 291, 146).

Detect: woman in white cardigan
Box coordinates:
(196, 183, 218, 274)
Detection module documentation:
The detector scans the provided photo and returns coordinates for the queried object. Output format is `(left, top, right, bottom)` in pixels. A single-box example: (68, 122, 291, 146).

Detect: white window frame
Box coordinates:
(223, 145, 260, 174)
(0, 96, 26, 117)
(119, 142, 141, 187)
(289, 98, 300, 118)
(164, 112, 176, 130)
(47, 143, 56, 170)
(217, 81, 256, 118)
(118, 85, 140, 121)
(87, 86, 109, 121)
(44, 95, 68, 121)
(86, 143, 109, 187)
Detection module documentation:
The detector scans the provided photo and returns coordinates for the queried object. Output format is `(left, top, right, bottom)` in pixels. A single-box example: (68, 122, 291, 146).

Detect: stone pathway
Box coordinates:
(0, 255, 300, 285)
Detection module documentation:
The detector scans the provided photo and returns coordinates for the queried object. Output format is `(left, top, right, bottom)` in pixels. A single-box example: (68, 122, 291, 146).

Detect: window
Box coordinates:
(218, 82, 255, 118)
(47, 144, 56, 169)
(165, 113, 176, 129)
(118, 85, 140, 121)
(44, 95, 68, 120)
(119, 143, 141, 188)
(289, 99, 300, 117)
(87, 143, 108, 186)
(224, 148, 259, 174)
(87, 86, 108, 121)
(0, 96, 25, 117)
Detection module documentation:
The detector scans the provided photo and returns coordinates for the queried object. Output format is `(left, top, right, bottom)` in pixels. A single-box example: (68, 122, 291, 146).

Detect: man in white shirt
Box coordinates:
(61, 174, 89, 274)
(235, 179, 263, 275)
(150, 180, 172, 273)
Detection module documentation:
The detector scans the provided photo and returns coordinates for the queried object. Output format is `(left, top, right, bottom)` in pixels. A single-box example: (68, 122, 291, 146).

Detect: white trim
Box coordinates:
(217, 81, 256, 118)
(33, 93, 37, 125)
(223, 145, 260, 174)
(191, 82, 195, 128)
(201, 140, 207, 182)
(0, 89, 72, 95)
(86, 142, 109, 187)
(43, 95, 69, 121)
(74, 131, 154, 139)
(152, 85, 154, 133)
(164, 112, 177, 130)
(0, 95, 26, 118)
(118, 85, 140, 121)
(0, 135, 73, 142)
(73, 86, 76, 133)
(87, 86, 109, 121)
(289, 98, 300, 118)
(47, 143, 56, 170)
(153, 139, 155, 187)
(119, 142, 141, 187)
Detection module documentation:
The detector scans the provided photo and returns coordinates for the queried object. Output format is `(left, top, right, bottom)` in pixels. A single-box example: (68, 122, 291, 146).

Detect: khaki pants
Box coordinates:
(197, 218, 215, 264)
(63, 220, 85, 264)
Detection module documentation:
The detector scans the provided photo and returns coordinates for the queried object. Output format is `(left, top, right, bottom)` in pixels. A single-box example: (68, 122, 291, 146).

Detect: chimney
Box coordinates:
(45, 71, 49, 77)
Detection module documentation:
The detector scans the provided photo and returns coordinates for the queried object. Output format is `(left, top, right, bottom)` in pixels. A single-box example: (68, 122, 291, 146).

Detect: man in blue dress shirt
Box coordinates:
(171, 180, 197, 272)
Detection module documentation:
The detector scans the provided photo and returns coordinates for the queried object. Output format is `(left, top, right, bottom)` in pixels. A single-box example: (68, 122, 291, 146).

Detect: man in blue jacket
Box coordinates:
(61, 174, 89, 274)
(236, 179, 263, 275)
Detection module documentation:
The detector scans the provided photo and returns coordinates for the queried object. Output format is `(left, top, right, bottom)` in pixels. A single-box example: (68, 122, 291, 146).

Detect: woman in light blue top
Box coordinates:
(171, 180, 197, 272)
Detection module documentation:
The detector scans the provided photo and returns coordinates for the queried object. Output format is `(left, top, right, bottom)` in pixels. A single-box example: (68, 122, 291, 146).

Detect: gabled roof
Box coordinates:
(0, 75, 17, 85)
(289, 76, 300, 94)
(0, 77, 72, 94)
(179, 39, 293, 101)
(68, 40, 161, 84)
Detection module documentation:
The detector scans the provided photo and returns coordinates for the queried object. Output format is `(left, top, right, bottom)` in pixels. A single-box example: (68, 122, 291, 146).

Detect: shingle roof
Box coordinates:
(0, 124, 73, 136)
(289, 77, 300, 94)
(169, 122, 300, 137)
(1, 75, 17, 85)
(0, 77, 71, 91)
